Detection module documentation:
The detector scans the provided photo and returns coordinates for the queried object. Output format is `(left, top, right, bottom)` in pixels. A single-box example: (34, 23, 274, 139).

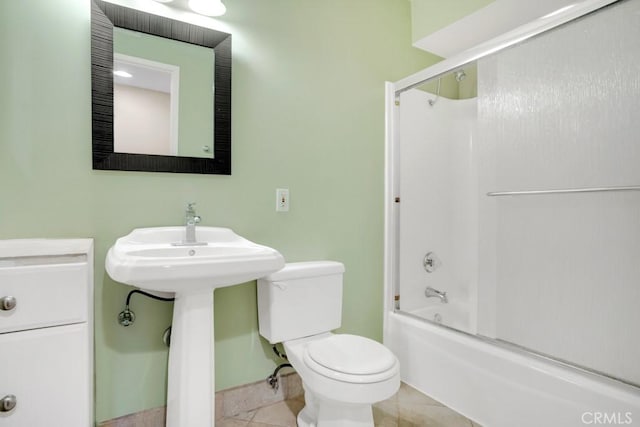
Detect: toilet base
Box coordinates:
(297, 386, 376, 427)
(297, 406, 316, 427)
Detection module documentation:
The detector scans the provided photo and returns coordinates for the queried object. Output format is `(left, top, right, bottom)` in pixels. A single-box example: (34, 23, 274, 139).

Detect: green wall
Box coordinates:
(0, 0, 437, 422)
(411, 0, 495, 43)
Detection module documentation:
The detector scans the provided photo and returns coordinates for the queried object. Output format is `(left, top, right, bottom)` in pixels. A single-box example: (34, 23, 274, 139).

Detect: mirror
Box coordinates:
(91, 0, 231, 174)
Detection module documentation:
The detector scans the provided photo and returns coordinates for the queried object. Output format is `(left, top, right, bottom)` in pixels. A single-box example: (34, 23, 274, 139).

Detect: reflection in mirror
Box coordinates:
(91, 0, 231, 174)
(114, 53, 179, 156)
(113, 29, 214, 159)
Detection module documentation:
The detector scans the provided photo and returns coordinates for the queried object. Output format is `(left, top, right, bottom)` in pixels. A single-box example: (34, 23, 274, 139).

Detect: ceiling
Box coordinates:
(414, 0, 582, 57)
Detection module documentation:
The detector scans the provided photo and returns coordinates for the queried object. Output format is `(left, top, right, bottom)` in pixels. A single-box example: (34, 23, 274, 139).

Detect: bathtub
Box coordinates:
(384, 311, 640, 427)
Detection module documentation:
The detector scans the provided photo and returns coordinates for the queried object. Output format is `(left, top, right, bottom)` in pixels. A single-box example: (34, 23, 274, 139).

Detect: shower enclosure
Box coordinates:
(384, 0, 640, 425)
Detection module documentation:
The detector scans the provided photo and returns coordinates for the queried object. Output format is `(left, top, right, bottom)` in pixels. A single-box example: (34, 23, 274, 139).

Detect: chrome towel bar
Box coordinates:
(487, 185, 640, 197)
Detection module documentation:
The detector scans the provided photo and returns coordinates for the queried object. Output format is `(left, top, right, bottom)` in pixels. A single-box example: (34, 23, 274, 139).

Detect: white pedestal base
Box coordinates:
(166, 290, 214, 427)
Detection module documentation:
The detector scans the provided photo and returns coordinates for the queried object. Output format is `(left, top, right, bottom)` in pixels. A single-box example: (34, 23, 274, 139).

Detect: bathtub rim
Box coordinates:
(385, 310, 640, 398)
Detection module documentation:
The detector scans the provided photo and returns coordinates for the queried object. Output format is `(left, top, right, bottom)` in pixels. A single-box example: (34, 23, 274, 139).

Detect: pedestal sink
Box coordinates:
(106, 227, 284, 427)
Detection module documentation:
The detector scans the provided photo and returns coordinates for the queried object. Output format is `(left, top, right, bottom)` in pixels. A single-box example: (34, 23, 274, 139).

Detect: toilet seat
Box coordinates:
(303, 334, 398, 384)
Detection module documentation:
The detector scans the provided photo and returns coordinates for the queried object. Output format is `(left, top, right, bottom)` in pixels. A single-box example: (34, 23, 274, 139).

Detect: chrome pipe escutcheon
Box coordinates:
(0, 394, 17, 412)
(0, 296, 16, 311)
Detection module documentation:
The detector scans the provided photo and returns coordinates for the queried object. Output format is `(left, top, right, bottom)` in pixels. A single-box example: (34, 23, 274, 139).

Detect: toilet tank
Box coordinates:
(257, 261, 345, 344)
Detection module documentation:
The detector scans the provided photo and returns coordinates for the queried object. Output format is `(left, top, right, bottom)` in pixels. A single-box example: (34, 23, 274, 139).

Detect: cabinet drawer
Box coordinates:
(0, 324, 90, 426)
(0, 263, 88, 333)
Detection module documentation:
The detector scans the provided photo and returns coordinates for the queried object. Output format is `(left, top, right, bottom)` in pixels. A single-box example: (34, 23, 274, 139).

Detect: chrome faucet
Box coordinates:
(425, 287, 448, 303)
(184, 202, 202, 245)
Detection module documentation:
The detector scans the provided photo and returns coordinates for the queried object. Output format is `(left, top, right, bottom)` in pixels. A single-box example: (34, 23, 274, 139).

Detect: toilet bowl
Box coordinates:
(257, 261, 400, 427)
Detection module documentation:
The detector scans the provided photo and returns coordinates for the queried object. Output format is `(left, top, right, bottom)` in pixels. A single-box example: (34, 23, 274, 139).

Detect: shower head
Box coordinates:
(454, 70, 466, 82)
(428, 78, 442, 107)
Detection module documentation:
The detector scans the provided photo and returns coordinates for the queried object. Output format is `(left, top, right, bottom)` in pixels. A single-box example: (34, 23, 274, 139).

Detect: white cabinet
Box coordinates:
(0, 239, 93, 427)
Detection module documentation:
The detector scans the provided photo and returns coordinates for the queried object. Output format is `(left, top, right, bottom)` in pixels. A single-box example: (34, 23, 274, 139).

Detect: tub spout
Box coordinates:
(425, 287, 448, 303)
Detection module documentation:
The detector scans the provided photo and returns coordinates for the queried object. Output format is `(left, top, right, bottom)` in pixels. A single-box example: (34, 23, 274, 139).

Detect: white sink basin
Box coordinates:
(106, 226, 284, 292)
(105, 226, 284, 427)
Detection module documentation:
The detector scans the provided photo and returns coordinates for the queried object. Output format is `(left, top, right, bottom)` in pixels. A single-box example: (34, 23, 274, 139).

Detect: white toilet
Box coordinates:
(257, 261, 400, 427)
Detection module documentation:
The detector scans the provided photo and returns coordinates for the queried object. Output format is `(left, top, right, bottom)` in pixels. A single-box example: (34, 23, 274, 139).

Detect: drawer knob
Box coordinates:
(0, 394, 16, 412)
(0, 296, 16, 311)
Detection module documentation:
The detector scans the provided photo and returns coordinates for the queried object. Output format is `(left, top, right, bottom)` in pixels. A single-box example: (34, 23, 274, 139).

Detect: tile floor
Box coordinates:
(217, 382, 481, 427)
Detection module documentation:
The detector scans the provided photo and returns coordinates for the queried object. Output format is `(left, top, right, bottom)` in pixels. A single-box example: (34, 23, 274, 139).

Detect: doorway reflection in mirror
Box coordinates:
(114, 54, 179, 156)
(112, 28, 215, 159)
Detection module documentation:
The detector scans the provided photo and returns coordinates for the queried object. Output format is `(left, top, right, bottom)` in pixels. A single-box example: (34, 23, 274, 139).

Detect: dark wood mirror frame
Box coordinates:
(91, 0, 231, 174)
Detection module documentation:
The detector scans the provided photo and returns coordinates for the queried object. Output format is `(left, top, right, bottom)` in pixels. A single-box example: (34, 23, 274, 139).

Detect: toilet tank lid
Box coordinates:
(262, 261, 345, 281)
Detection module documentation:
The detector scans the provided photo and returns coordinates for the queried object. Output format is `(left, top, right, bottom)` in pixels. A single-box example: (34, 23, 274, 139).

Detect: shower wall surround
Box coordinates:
(398, 93, 478, 333)
(0, 0, 436, 422)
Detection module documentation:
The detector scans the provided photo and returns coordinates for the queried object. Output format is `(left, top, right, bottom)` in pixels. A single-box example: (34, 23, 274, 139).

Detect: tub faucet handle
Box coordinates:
(423, 252, 442, 273)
